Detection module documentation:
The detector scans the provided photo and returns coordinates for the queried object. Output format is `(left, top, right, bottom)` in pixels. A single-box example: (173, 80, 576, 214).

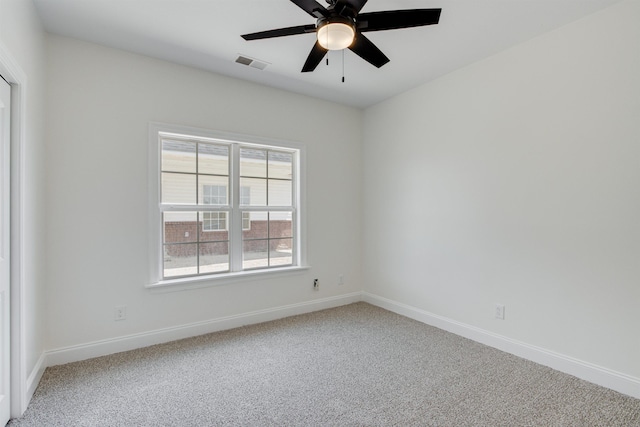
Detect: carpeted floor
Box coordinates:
(8, 302, 640, 426)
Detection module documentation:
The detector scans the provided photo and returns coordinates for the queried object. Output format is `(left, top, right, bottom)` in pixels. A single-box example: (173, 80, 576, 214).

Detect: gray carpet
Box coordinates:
(9, 303, 640, 426)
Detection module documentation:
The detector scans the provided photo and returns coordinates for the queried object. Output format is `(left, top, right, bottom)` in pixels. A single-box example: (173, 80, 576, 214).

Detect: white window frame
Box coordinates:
(147, 123, 308, 290)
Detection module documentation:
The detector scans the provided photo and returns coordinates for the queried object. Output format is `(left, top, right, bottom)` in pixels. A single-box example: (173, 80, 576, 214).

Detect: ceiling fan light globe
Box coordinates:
(317, 22, 355, 50)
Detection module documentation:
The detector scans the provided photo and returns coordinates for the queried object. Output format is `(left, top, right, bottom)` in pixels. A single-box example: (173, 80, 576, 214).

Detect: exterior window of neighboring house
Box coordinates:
(202, 185, 227, 231)
(240, 186, 251, 231)
(201, 186, 249, 231)
(150, 124, 302, 283)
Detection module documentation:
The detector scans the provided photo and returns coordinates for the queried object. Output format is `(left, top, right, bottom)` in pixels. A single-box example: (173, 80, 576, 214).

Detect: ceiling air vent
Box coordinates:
(235, 55, 269, 70)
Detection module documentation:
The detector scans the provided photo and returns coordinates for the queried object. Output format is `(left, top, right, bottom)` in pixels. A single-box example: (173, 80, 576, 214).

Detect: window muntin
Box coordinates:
(158, 132, 298, 280)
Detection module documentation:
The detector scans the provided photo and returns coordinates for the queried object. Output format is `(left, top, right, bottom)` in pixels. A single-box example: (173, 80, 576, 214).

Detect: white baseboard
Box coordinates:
(45, 292, 362, 367)
(362, 292, 640, 399)
(25, 352, 46, 407)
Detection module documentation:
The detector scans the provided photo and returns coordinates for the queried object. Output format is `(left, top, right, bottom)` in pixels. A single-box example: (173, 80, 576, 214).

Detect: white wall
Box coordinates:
(363, 0, 640, 381)
(0, 0, 47, 413)
(44, 35, 362, 351)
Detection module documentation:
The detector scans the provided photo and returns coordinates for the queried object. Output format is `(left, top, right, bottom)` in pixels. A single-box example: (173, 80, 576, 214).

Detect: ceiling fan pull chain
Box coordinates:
(342, 49, 345, 83)
(326, 27, 330, 66)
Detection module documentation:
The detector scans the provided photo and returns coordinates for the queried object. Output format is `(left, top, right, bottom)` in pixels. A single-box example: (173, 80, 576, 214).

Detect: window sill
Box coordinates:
(146, 265, 310, 293)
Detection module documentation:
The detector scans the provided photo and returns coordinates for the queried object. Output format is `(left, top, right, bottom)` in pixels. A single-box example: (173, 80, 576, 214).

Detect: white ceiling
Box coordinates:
(33, 0, 620, 108)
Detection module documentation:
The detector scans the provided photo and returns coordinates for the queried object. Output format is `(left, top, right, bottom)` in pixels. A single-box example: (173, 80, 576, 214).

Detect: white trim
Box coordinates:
(45, 292, 362, 367)
(147, 265, 310, 293)
(25, 353, 45, 404)
(148, 123, 162, 284)
(150, 122, 307, 151)
(230, 143, 242, 271)
(362, 292, 640, 399)
(0, 40, 28, 417)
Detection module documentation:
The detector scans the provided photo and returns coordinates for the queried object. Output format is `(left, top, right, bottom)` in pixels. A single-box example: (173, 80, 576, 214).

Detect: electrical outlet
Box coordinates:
(494, 303, 505, 320)
(313, 279, 319, 290)
(114, 305, 127, 321)
(338, 274, 344, 286)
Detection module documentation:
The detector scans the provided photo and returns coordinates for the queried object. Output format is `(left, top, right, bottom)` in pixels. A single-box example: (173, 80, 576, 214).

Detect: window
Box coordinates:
(200, 185, 249, 231)
(240, 186, 251, 231)
(202, 211, 226, 231)
(150, 124, 303, 284)
(202, 185, 227, 231)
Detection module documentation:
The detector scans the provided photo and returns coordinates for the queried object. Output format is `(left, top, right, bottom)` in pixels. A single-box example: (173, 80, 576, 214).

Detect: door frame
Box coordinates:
(0, 44, 28, 418)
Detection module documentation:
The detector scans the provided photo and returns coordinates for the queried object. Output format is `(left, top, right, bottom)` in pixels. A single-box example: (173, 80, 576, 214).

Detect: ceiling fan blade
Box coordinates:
(301, 42, 328, 72)
(242, 24, 316, 41)
(290, 0, 329, 18)
(335, 0, 368, 15)
(348, 33, 389, 68)
(358, 9, 441, 32)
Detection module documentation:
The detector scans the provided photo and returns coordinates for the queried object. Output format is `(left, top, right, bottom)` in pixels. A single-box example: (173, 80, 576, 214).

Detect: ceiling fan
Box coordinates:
(241, 0, 442, 73)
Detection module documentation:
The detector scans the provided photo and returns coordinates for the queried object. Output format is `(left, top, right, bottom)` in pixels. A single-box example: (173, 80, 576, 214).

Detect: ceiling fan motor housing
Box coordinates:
(316, 15, 356, 50)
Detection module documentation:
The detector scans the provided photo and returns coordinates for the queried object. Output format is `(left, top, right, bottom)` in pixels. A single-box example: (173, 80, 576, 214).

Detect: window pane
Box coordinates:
(243, 211, 267, 240)
(242, 212, 251, 231)
(240, 148, 266, 178)
(201, 212, 227, 232)
(163, 243, 197, 277)
(200, 242, 229, 274)
(240, 178, 266, 206)
(269, 212, 292, 238)
(163, 212, 197, 244)
(243, 239, 268, 270)
(200, 179, 228, 206)
(270, 238, 293, 267)
(268, 179, 292, 206)
(198, 143, 229, 176)
(162, 173, 196, 204)
(240, 187, 251, 230)
(268, 151, 292, 180)
(240, 186, 251, 205)
(200, 212, 229, 240)
(162, 139, 196, 173)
